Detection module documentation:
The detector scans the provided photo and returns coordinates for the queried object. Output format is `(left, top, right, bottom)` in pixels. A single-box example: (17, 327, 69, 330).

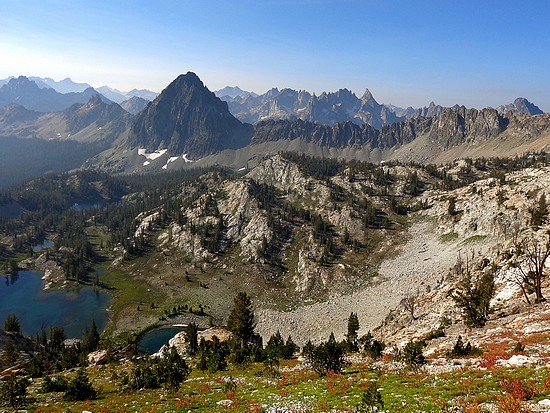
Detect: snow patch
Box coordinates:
(143, 161, 150, 166)
(182, 153, 194, 163)
(162, 156, 180, 170)
(137, 148, 168, 160)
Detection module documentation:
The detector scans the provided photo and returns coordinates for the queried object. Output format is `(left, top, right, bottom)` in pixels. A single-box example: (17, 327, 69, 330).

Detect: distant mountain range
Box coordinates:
(214, 86, 544, 129)
(106, 73, 548, 172)
(0, 94, 132, 144)
(0, 76, 158, 107)
(95, 86, 158, 104)
(214, 86, 258, 99)
(0, 76, 110, 113)
(0, 72, 548, 185)
(214, 86, 403, 129)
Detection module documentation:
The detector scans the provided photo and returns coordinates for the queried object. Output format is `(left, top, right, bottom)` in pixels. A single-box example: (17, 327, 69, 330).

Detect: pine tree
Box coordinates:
(452, 269, 495, 327)
(82, 319, 100, 353)
(448, 196, 457, 216)
(63, 368, 97, 401)
(346, 312, 360, 352)
(227, 292, 256, 348)
(3, 314, 20, 333)
(531, 194, 548, 227)
(0, 374, 29, 410)
(185, 322, 198, 355)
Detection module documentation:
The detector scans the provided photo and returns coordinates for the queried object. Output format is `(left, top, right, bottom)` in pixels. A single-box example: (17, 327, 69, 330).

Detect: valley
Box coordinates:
(0, 72, 549, 412)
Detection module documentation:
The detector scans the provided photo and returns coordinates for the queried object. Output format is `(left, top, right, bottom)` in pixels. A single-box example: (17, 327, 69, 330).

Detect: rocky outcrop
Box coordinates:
(127, 72, 254, 159)
(155, 175, 276, 263)
(428, 107, 507, 148)
(155, 327, 233, 357)
(245, 154, 311, 196)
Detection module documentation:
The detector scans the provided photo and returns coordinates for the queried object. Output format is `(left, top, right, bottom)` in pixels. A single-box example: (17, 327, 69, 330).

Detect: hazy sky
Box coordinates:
(1, 1, 549, 111)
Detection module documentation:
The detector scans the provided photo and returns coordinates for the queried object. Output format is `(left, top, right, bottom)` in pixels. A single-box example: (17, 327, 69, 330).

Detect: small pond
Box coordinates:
(0, 270, 110, 338)
(137, 327, 185, 354)
(32, 239, 54, 252)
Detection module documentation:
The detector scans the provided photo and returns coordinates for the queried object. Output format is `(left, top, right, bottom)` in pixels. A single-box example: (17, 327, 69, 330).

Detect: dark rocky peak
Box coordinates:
(497, 97, 543, 115)
(162, 72, 206, 97)
(127, 72, 253, 158)
(84, 93, 104, 106)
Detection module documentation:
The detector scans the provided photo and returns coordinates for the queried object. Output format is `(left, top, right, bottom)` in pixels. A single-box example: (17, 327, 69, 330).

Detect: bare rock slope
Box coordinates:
(256, 220, 467, 345)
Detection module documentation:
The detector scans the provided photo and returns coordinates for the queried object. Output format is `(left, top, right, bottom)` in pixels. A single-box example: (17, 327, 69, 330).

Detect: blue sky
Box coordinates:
(1, 1, 549, 111)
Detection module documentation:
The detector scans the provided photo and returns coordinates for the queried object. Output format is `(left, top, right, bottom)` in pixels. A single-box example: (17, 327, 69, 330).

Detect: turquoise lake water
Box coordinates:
(0, 270, 110, 338)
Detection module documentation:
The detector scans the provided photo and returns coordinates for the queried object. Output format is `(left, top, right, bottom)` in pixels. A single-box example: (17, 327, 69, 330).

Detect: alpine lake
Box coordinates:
(2, 240, 183, 351)
(0, 269, 110, 339)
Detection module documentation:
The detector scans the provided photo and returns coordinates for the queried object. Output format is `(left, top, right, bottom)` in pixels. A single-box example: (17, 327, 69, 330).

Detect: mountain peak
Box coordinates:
(497, 97, 543, 115)
(361, 88, 374, 102)
(127, 72, 253, 158)
(173, 72, 204, 88)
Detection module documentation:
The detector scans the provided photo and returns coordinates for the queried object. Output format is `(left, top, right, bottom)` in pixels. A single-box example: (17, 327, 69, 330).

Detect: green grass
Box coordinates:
(440, 232, 459, 242)
(97, 264, 167, 337)
(460, 235, 488, 246)
(25, 361, 550, 412)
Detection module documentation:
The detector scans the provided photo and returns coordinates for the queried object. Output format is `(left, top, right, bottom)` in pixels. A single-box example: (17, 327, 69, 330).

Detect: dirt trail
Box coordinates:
(256, 221, 467, 345)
